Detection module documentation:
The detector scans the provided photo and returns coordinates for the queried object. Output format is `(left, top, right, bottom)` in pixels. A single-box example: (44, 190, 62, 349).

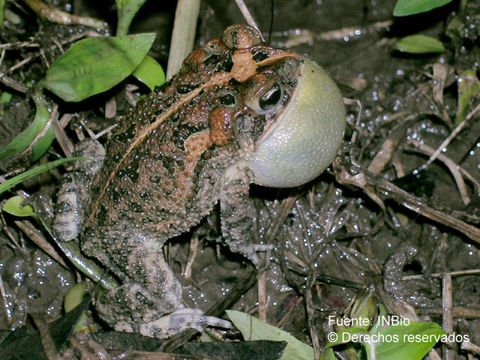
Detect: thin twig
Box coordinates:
(442, 273, 454, 360)
(7, 55, 33, 73)
(0, 274, 12, 328)
(258, 271, 267, 321)
(277, 296, 303, 328)
(0, 48, 6, 67)
(278, 21, 392, 47)
(344, 98, 362, 150)
(92, 124, 117, 140)
(184, 234, 199, 281)
(3, 33, 93, 77)
(318, 21, 392, 40)
(305, 280, 322, 360)
(22, 0, 107, 29)
(407, 139, 472, 205)
(15, 220, 69, 268)
(422, 103, 480, 170)
(461, 341, 480, 355)
(419, 306, 480, 319)
(334, 157, 480, 243)
(403, 268, 480, 280)
(31, 315, 58, 360)
(52, 113, 75, 157)
(0, 40, 40, 50)
(0, 72, 29, 92)
(234, 0, 264, 41)
(368, 115, 416, 174)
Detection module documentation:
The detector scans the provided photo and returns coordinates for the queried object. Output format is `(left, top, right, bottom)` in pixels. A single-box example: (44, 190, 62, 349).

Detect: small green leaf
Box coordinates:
(368, 322, 446, 360)
(0, 90, 51, 162)
(456, 70, 480, 124)
(64, 282, 88, 312)
(320, 348, 336, 360)
(0, 91, 12, 103)
(3, 196, 35, 217)
(396, 35, 445, 54)
(0, 0, 5, 25)
(43, 34, 156, 102)
(64, 282, 95, 333)
(227, 310, 314, 360)
(394, 0, 453, 16)
(0, 157, 82, 196)
(133, 55, 166, 91)
(116, 0, 147, 36)
(32, 125, 55, 161)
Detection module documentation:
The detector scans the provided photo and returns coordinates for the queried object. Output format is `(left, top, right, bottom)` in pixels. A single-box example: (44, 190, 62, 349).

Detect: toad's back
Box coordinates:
(82, 25, 299, 243)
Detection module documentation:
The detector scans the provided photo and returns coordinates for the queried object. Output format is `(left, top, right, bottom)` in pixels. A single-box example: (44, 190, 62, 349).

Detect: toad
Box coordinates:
(54, 24, 346, 338)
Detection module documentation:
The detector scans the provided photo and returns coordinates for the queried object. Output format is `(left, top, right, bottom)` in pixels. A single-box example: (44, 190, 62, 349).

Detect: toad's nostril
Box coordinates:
(219, 93, 236, 106)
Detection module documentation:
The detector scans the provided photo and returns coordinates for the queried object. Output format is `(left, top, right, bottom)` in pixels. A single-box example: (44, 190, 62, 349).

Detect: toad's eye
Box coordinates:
(259, 83, 282, 110)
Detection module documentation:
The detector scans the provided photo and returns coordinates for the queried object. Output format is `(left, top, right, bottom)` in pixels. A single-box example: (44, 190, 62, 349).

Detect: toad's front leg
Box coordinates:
(219, 164, 273, 266)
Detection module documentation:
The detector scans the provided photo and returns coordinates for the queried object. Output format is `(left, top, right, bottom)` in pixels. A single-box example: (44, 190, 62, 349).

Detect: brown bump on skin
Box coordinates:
(184, 101, 209, 126)
(209, 71, 233, 86)
(170, 130, 212, 202)
(184, 49, 207, 66)
(235, 27, 255, 48)
(223, 25, 263, 50)
(210, 107, 232, 145)
(155, 217, 179, 232)
(231, 50, 258, 83)
(184, 131, 211, 161)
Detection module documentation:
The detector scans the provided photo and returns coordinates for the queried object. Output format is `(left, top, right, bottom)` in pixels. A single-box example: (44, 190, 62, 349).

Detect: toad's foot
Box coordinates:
(113, 307, 232, 339)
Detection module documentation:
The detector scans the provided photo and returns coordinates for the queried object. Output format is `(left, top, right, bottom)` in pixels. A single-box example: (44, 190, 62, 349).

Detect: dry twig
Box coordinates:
(334, 156, 480, 244)
(422, 103, 480, 170)
(407, 139, 474, 205)
(442, 273, 455, 360)
(22, 0, 107, 29)
(234, 0, 264, 40)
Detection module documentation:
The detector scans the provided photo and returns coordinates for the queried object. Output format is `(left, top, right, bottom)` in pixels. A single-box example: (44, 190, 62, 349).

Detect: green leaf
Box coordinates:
(0, 90, 51, 162)
(227, 310, 314, 360)
(0, 157, 82, 196)
(3, 195, 35, 217)
(456, 70, 480, 124)
(133, 55, 166, 91)
(43, 34, 156, 102)
(367, 322, 446, 360)
(63, 282, 94, 333)
(0, 0, 5, 25)
(320, 348, 336, 360)
(393, 0, 453, 16)
(0, 91, 12, 103)
(396, 35, 445, 54)
(32, 125, 55, 161)
(370, 304, 388, 334)
(116, 0, 147, 36)
(65, 282, 88, 312)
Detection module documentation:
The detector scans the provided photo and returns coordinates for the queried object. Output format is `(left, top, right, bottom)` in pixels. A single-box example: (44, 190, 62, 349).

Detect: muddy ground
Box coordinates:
(0, 0, 479, 359)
